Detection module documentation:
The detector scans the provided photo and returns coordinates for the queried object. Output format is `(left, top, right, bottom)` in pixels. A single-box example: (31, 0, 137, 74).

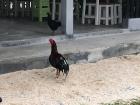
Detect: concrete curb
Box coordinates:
(0, 42, 140, 74)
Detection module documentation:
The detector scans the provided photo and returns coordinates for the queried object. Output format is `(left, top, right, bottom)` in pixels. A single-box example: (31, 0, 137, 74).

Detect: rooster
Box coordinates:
(47, 13, 61, 35)
(49, 39, 69, 79)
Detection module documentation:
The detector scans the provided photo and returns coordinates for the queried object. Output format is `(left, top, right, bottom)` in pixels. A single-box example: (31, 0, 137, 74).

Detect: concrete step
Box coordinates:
(0, 42, 140, 74)
(0, 30, 140, 74)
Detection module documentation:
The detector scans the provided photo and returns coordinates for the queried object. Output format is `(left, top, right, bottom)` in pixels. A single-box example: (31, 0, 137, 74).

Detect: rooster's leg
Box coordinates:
(57, 70, 60, 78)
(64, 72, 69, 80)
(56, 69, 59, 78)
(63, 70, 65, 75)
(64, 74, 67, 80)
(56, 70, 60, 78)
(58, 70, 60, 76)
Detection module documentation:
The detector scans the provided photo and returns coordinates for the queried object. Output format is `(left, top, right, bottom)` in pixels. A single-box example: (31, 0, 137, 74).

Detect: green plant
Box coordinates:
(101, 98, 140, 105)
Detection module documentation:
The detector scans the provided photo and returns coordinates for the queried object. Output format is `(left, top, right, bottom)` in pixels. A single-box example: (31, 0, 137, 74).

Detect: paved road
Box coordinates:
(0, 30, 140, 61)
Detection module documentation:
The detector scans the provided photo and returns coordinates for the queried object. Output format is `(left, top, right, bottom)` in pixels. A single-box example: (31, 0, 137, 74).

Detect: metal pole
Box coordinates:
(52, 0, 56, 20)
(82, 0, 86, 24)
(95, 0, 99, 25)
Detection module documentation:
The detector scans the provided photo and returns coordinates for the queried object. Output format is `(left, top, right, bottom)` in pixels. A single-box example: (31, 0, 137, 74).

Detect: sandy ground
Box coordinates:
(1, 55, 140, 105)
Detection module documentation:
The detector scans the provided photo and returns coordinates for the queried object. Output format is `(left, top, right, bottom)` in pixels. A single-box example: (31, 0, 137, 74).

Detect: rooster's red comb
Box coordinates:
(49, 38, 56, 45)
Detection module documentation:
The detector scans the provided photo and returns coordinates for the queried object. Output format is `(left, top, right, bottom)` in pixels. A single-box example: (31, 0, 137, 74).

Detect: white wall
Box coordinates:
(128, 18, 140, 31)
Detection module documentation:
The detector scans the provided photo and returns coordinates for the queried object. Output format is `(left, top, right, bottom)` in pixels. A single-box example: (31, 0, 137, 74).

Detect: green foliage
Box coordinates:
(101, 98, 140, 105)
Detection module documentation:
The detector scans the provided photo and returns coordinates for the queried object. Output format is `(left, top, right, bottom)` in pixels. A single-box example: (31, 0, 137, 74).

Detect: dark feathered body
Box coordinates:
(49, 53, 69, 76)
(49, 39, 69, 79)
(47, 13, 61, 32)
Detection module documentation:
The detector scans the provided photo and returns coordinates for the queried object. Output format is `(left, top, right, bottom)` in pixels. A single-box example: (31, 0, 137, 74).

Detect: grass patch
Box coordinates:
(101, 98, 140, 105)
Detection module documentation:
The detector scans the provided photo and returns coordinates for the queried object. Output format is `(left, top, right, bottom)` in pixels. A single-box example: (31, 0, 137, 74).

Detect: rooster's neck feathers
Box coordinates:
(49, 39, 58, 54)
(51, 44, 58, 54)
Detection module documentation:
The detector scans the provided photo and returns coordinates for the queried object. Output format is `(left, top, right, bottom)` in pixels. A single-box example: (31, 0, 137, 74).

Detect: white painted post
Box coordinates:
(114, 4, 117, 24)
(106, 5, 109, 25)
(52, 0, 56, 20)
(111, 5, 114, 25)
(95, 0, 99, 25)
(119, 0, 122, 23)
(82, 0, 86, 24)
(98, 5, 101, 25)
(88, 4, 91, 24)
(61, 0, 73, 36)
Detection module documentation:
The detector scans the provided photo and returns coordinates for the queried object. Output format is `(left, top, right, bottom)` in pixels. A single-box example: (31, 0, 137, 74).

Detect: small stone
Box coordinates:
(88, 51, 103, 63)
(76, 59, 87, 64)
(56, 100, 64, 105)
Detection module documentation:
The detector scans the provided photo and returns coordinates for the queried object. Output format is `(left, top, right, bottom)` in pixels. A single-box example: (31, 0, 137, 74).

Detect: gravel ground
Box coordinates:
(0, 54, 140, 105)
